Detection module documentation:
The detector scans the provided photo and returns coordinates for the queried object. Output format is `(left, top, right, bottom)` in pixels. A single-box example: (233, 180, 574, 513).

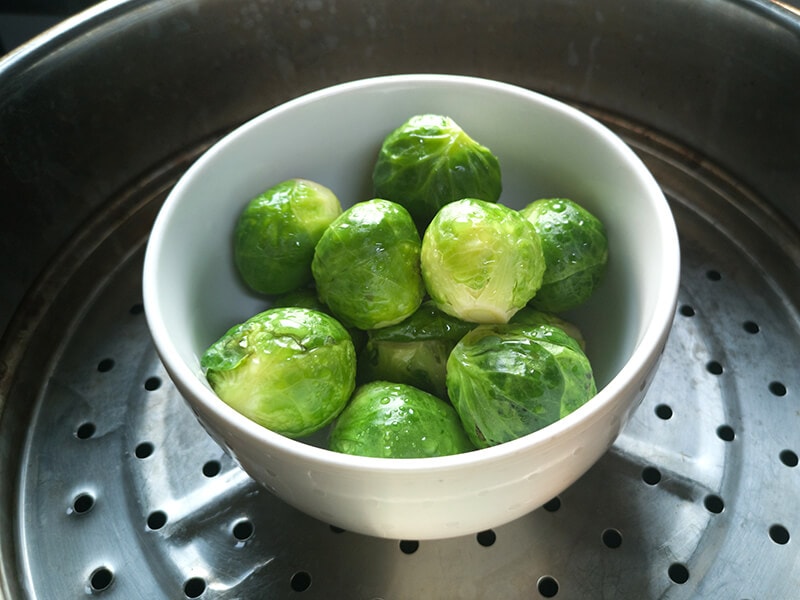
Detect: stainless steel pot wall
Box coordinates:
(1, 1, 799, 599)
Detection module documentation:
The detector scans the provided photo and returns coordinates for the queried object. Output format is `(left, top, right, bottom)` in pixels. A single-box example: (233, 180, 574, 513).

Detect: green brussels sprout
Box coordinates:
(311, 199, 425, 330)
(372, 114, 502, 231)
(357, 300, 476, 398)
(421, 198, 546, 324)
(510, 305, 586, 352)
(520, 198, 608, 313)
(329, 381, 475, 458)
(234, 178, 342, 295)
(447, 322, 596, 449)
(200, 307, 356, 439)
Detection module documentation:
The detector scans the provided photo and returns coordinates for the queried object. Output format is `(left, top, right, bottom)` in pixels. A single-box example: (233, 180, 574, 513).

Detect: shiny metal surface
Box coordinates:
(1, 1, 799, 598)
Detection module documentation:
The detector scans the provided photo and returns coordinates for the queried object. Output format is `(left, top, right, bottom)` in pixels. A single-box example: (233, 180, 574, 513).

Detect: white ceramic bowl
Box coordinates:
(143, 74, 680, 540)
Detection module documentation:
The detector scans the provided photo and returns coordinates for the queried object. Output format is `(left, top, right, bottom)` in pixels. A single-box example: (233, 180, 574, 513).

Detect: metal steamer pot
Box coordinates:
(1, 1, 798, 598)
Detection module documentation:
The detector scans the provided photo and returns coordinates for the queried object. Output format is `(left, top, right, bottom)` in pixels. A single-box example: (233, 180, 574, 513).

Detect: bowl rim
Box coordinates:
(143, 73, 681, 475)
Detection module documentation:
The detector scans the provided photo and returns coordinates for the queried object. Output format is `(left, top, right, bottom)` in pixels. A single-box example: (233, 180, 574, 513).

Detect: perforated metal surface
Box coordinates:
(5, 116, 800, 599)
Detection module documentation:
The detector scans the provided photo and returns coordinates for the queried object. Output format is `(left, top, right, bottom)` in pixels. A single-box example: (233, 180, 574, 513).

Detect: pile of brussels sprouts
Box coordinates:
(201, 114, 609, 458)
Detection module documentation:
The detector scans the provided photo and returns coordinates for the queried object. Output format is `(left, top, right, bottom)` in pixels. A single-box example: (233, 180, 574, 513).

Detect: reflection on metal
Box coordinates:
(773, 0, 800, 16)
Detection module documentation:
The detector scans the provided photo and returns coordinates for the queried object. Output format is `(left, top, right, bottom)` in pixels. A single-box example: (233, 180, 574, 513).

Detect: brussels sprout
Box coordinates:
(421, 198, 546, 324)
(510, 305, 586, 352)
(312, 199, 425, 330)
(329, 381, 475, 458)
(200, 307, 356, 439)
(372, 114, 502, 230)
(520, 198, 608, 313)
(357, 300, 476, 398)
(447, 322, 596, 448)
(234, 178, 342, 295)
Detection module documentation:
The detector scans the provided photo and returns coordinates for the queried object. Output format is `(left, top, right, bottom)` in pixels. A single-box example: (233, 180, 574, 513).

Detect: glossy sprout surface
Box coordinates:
(312, 199, 425, 330)
(421, 198, 545, 324)
(372, 114, 502, 231)
(329, 381, 475, 458)
(201, 307, 356, 438)
(447, 322, 596, 448)
(234, 178, 342, 294)
(520, 198, 608, 313)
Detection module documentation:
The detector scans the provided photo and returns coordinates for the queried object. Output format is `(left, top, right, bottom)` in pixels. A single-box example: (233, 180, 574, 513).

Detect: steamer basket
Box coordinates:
(1, 1, 799, 598)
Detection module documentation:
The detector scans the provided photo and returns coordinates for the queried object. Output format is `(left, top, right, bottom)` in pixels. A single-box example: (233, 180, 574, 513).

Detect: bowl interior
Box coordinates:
(144, 74, 674, 450)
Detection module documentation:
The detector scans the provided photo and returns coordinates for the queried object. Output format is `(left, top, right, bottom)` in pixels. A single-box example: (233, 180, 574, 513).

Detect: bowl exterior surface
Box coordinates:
(143, 74, 679, 539)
